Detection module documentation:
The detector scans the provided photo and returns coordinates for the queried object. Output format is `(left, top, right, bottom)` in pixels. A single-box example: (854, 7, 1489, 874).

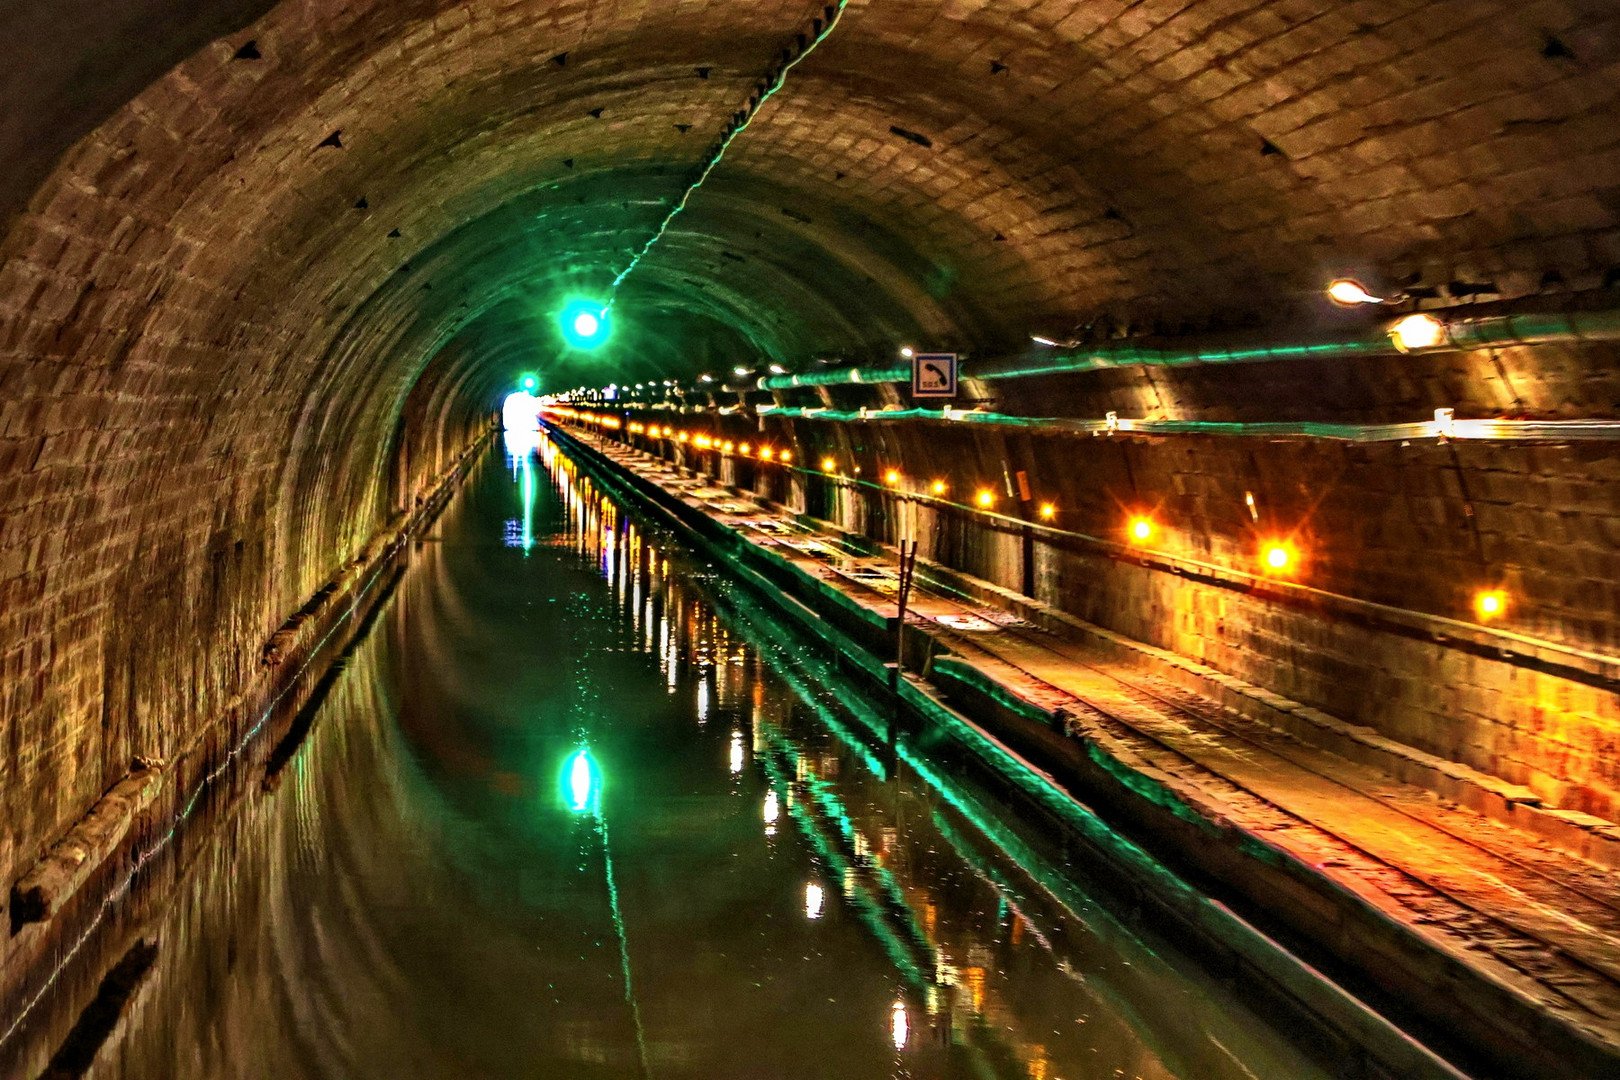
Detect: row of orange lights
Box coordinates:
(1121, 513, 1505, 620)
(544, 408, 797, 464)
(547, 409, 1510, 623)
(878, 464, 1054, 520)
(546, 406, 622, 430)
(690, 434, 793, 463)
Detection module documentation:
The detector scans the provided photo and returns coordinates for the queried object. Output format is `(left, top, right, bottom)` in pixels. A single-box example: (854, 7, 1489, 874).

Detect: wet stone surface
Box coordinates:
(83, 432, 1330, 1080)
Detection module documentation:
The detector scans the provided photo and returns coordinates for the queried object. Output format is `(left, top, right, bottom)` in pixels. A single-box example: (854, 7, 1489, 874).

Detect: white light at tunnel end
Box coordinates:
(501, 391, 541, 431)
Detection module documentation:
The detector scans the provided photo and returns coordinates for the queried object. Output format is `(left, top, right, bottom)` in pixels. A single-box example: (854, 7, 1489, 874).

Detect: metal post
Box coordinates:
(890, 540, 917, 746)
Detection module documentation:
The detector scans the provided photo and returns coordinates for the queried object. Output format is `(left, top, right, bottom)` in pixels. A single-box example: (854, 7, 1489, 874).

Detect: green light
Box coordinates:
(521, 374, 538, 391)
(560, 300, 610, 350)
(564, 747, 602, 815)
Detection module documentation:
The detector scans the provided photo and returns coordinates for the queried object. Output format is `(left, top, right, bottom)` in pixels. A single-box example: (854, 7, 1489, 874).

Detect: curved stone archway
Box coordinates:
(2, 4, 1619, 1063)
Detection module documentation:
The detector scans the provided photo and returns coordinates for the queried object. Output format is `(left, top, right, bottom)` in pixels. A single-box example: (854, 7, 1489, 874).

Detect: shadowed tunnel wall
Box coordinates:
(1, 0, 1619, 1011)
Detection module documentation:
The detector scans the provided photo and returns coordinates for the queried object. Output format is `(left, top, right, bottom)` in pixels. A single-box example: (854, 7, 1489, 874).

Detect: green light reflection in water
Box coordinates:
(562, 746, 602, 817)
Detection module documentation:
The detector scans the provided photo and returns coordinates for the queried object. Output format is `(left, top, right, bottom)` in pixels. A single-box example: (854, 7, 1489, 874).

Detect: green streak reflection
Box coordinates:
(602, 813, 651, 1079)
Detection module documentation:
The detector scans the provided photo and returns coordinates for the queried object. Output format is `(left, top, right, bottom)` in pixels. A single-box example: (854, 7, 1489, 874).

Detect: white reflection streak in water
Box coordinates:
(521, 452, 534, 552)
(630, 537, 642, 639)
(659, 600, 672, 686)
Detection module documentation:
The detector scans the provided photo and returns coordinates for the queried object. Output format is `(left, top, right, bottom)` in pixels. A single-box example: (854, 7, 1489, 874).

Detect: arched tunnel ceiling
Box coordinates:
(1, 0, 1617, 894)
(6, 0, 1619, 413)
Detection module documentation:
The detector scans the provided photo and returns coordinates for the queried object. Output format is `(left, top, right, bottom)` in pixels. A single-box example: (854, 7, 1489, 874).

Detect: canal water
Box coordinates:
(84, 431, 1332, 1080)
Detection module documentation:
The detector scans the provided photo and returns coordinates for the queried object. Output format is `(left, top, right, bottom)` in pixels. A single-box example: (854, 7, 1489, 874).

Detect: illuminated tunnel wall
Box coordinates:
(2, 0, 1619, 958)
(589, 395, 1620, 820)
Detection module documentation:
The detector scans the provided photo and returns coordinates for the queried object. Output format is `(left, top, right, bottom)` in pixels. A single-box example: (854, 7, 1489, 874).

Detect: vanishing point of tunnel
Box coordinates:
(3, 2, 1620, 1078)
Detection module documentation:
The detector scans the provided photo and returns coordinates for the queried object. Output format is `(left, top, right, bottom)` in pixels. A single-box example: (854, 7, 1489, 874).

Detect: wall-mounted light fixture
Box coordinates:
(1261, 541, 1298, 574)
(976, 489, 995, 508)
(931, 480, 947, 495)
(1039, 503, 1056, 519)
(1327, 279, 1387, 305)
(821, 456, 837, 473)
(1389, 313, 1447, 352)
(899, 345, 916, 359)
(1129, 517, 1154, 543)
(560, 300, 610, 348)
(885, 469, 901, 485)
(1474, 589, 1507, 621)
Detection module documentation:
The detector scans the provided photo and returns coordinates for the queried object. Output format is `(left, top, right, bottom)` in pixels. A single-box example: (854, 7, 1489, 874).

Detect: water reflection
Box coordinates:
(565, 747, 603, 817)
(80, 432, 1332, 1080)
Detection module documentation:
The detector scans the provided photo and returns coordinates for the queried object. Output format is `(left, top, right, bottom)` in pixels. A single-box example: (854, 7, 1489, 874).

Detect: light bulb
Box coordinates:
(1327, 279, 1384, 305)
(1389, 313, 1446, 352)
(1263, 543, 1296, 573)
(1475, 589, 1507, 620)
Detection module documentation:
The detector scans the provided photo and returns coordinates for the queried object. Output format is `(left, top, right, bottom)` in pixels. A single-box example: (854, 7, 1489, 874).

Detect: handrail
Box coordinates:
(541, 408, 1620, 690)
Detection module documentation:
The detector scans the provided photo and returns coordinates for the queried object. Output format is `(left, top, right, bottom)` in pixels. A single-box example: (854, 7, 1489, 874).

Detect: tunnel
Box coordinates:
(3, 1, 1620, 1077)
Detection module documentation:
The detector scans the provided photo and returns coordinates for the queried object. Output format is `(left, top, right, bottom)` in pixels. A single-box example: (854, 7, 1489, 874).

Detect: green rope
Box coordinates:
(608, 1, 851, 303)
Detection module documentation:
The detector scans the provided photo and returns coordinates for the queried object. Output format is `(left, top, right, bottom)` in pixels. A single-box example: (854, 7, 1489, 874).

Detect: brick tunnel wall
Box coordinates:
(608, 354, 1620, 818)
(2, 0, 1619, 1003)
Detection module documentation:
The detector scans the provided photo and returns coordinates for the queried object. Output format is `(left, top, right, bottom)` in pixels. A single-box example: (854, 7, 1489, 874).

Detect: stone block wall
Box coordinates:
(618, 365, 1620, 817)
(2, 0, 1619, 1013)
